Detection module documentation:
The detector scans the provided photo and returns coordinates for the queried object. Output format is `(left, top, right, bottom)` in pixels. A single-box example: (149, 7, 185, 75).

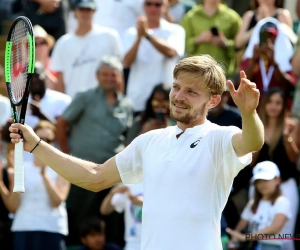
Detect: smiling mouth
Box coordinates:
(174, 103, 188, 109)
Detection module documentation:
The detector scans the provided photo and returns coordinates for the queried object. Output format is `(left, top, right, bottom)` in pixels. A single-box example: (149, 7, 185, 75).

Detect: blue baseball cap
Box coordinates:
(74, 0, 97, 10)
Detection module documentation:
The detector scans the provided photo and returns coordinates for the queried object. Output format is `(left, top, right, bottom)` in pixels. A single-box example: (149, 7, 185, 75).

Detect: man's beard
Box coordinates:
(170, 101, 207, 124)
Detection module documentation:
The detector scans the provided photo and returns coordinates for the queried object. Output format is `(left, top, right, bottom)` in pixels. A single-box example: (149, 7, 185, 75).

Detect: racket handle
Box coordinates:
(13, 140, 25, 193)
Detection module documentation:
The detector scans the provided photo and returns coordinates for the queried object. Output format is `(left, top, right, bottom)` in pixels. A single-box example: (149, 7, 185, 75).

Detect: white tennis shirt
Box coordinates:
(115, 120, 252, 250)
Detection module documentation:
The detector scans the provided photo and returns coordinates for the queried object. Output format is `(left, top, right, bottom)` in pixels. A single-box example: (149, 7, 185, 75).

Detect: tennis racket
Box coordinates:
(4, 16, 35, 193)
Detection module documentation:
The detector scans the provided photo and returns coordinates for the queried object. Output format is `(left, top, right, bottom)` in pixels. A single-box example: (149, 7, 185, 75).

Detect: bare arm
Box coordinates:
(147, 35, 177, 58)
(234, 218, 249, 232)
(278, 9, 293, 28)
(283, 118, 299, 162)
(297, 0, 300, 20)
(56, 116, 69, 153)
(41, 168, 70, 207)
(9, 123, 122, 192)
(235, 11, 254, 49)
(123, 37, 142, 68)
(228, 71, 264, 157)
(100, 190, 116, 215)
(54, 72, 65, 93)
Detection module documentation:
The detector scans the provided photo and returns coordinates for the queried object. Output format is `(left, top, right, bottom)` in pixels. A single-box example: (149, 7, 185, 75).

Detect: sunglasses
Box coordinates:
(35, 40, 48, 46)
(144, 2, 163, 7)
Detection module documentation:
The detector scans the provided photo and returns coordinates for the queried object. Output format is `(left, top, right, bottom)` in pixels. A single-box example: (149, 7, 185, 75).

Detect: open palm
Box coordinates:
(227, 71, 260, 114)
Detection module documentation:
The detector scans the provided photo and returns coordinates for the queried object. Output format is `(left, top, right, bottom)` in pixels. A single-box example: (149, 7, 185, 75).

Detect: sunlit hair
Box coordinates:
(259, 87, 286, 155)
(251, 178, 281, 213)
(173, 55, 227, 95)
(251, 0, 283, 9)
(33, 120, 56, 139)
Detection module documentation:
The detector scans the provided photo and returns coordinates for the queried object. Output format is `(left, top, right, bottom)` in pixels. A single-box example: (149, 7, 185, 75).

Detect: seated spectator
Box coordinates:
(1, 121, 70, 250)
(125, 83, 174, 144)
(100, 184, 143, 250)
(251, 87, 299, 250)
(235, 0, 292, 50)
(242, 18, 296, 110)
(79, 217, 121, 250)
(33, 25, 57, 90)
(226, 161, 292, 250)
(180, 0, 241, 76)
(123, 0, 185, 114)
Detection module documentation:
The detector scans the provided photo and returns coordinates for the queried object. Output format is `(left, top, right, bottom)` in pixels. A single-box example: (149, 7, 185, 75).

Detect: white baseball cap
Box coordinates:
(252, 161, 280, 182)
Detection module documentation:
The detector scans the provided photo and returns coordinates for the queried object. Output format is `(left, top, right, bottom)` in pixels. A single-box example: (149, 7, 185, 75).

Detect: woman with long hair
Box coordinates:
(235, 0, 292, 49)
(252, 87, 299, 250)
(125, 83, 174, 144)
(226, 161, 291, 250)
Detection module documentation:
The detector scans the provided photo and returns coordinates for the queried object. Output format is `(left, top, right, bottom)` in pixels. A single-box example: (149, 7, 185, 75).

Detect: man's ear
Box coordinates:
(209, 95, 221, 109)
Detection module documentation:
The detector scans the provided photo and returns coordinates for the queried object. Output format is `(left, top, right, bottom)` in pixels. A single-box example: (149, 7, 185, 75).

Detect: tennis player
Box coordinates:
(9, 55, 264, 250)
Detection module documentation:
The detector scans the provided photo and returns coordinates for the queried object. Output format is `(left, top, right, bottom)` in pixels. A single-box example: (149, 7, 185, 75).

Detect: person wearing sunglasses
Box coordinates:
(1, 121, 70, 250)
(123, 0, 185, 116)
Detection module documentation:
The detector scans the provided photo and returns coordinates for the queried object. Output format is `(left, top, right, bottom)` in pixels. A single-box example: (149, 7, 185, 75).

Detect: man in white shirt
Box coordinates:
(50, 0, 122, 98)
(9, 55, 264, 250)
(123, 0, 185, 113)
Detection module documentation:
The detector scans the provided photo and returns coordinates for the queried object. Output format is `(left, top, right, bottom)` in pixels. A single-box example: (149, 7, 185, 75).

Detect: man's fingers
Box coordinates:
(226, 80, 236, 93)
(240, 70, 247, 79)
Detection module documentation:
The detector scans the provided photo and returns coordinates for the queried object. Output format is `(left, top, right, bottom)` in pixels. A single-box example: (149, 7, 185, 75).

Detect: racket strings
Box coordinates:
(10, 20, 29, 104)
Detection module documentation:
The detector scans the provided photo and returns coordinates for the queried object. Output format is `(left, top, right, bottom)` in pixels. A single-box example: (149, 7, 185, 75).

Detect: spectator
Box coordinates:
(0, 148, 14, 250)
(0, 65, 10, 126)
(235, 0, 292, 50)
(123, 0, 185, 115)
(79, 217, 121, 250)
(33, 25, 57, 90)
(242, 18, 296, 109)
(1, 121, 70, 250)
(226, 161, 292, 250)
(12, 0, 69, 40)
(100, 184, 143, 250)
(68, 0, 144, 38)
(56, 56, 133, 246)
(251, 87, 299, 250)
(125, 83, 174, 144)
(50, 0, 122, 98)
(180, 0, 241, 76)
(165, 0, 195, 24)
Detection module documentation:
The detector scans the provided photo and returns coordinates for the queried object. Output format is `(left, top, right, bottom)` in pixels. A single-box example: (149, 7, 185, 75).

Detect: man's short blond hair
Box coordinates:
(173, 55, 227, 95)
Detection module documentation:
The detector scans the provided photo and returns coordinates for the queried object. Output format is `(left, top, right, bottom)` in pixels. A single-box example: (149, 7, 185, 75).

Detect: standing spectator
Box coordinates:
(12, 0, 69, 40)
(1, 121, 70, 250)
(123, 0, 185, 114)
(165, 0, 195, 23)
(56, 57, 133, 246)
(251, 88, 299, 250)
(180, 0, 241, 76)
(100, 184, 143, 250)
(235, 0, 292, 50)
(50, 0, 122, 98)
(226, 161, 292, 250)
(242, 18, 296, 109)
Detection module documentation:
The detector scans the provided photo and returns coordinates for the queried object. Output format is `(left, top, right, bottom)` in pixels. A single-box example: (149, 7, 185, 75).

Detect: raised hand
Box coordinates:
(227, 71, 260, 114)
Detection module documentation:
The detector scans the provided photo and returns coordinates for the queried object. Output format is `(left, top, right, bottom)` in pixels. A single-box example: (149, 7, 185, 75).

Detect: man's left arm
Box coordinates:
(228, 71, 264, 157)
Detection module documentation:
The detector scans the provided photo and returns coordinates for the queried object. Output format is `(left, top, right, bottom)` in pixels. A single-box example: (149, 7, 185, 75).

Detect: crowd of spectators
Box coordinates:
(0, 0, 300, 249)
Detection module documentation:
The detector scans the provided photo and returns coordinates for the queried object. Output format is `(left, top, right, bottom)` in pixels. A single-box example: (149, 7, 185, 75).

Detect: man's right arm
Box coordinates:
(9, 123, 121, 192)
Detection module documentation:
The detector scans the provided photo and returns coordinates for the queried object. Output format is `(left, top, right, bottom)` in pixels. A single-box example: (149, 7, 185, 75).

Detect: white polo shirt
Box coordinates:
(115, 120, 252, 250)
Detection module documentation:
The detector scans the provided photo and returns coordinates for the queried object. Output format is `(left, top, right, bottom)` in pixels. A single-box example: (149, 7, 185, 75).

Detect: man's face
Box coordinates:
(81, 232, 105, 250)
(169, 74, 220, 125)
(97, 65, 122, 92)
(143, 0, 165, 20)
(74, 7, 95, 25)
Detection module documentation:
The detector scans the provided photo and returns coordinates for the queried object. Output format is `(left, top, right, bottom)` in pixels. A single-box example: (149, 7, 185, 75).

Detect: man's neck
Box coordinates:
(105, 90, 118, 106)
(176, 118, 207, 136)
(148, 18, 160, 29)
(75, 24, 93, 36)
(202, 1, 220, 16)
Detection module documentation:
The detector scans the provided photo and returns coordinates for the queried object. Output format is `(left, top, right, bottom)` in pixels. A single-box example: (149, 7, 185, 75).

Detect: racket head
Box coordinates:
(5, 16, 35, 110)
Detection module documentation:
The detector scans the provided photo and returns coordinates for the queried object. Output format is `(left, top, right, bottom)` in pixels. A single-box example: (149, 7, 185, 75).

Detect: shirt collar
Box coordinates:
(175, 119, 211, 135)
(197, 3, 225, 16)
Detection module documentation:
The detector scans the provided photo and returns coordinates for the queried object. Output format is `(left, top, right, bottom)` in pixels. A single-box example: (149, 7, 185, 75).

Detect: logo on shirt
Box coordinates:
(190, 137, 202, 148)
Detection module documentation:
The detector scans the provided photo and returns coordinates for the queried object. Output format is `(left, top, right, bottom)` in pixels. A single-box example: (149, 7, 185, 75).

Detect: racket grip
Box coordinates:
(13, 140, 25, 193)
